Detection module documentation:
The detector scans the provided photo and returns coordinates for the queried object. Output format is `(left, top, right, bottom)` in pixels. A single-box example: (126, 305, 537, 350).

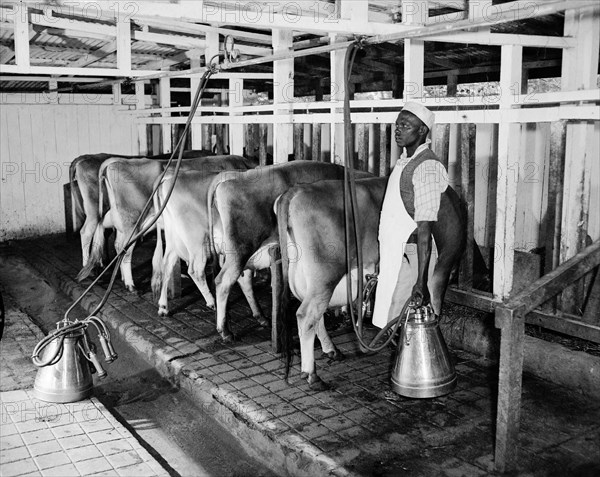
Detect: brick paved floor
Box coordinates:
(3, 235, 600, 477)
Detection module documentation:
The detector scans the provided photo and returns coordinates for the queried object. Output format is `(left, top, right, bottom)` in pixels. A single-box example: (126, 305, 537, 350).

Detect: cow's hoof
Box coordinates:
(206, 302, 216, 311)
(219, 330, 234, 342)
(304, 373, 329, 391)
(322, 348, 344, 362)
(157, 306, 169, 317)
(125, 285, 138, 294)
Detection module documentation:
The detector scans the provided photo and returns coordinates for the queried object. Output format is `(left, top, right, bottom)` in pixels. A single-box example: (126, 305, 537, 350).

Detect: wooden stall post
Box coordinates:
(13, 3, 30, 69)
(357, 123, 368, 171)
(202, 124, 212, 152)
(369, 124, 380, 175)
(189, 50, 203, 149)
(493, 43, 524, 473)
(402, 0, 427, 101)
(272, 29, 293, 163)
(159, 77, 172, 154)
(493, 44, 523, 300)
(434, 124, 450, 170)
(135, 82, 148, 155)
(329, 32, 346, 165)
(312, 124, 322, 162)
(328, 1, 369, 166)
(228, 78, 244, 155)
(559, 6, 600, 313)
(494, 306, 525, 473)
(293, 123, 304, 161)
(379, 123, 391, 177)
(259, 123, 269, 165)
(459, 123, 476, 289)
(245, 123, 259, 160)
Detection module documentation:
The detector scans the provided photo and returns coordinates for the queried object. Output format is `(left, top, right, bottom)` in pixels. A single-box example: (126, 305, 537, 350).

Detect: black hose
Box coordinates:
(342, 42, 408, 352)
(63, 67, 216, 322)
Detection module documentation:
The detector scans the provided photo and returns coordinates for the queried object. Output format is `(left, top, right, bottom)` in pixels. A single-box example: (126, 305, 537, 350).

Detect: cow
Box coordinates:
(69, 150, 211, 270)
(208, 160, 372, 342)
(78, 155, 257, 293)
(276, 176, 468, 389)
(151, 167, 264, 318)
(70, 153, 136, 269)
(275, 177, 386, 388)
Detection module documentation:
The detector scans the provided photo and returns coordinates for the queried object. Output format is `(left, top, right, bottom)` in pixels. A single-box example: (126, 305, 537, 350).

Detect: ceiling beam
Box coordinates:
(0, 64, 160, 77)
(77, 0, 414, 36)
(131, 15, 273, 44)
(0, 75, 108, 82)
(421, 32, 575, 49)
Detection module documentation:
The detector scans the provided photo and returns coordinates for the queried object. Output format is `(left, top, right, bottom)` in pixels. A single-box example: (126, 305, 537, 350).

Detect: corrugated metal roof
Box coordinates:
(0, 0, 579, 96)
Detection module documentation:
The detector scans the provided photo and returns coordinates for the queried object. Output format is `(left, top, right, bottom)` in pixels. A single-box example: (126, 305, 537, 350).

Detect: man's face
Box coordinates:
(395, 111, 426, 148)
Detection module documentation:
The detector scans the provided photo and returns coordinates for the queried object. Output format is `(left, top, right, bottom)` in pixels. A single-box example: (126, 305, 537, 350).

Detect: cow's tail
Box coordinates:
(275, 190, 296, 381)
(77, 160, 112, 281)
(69, 156, 85, 232)
(207, 173, 228, 270)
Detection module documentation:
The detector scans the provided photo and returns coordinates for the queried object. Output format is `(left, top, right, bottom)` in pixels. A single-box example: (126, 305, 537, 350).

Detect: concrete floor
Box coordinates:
(0, 253, 276, 477)
(2, 235, 600, 477)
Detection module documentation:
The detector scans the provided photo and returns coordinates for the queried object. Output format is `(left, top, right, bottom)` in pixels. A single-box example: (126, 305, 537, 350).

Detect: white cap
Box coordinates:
(401, 102, 435, 132)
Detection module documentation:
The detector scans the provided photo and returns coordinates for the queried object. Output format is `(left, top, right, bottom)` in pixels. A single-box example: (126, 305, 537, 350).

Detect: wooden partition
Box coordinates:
(132, 90, 600, 340)
(0, 95, 138, 241)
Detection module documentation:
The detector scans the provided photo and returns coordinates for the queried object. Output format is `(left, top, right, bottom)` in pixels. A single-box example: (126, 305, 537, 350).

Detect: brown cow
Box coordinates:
(151, 167, 261, 316)
(69, 150, 211, 270)
(276, 177, 386, 388)
(78, 155, 257, 293)
(208, 160, 372, 341)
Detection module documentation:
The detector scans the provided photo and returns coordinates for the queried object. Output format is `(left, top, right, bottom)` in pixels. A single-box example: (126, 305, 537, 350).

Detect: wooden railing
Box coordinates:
(493, 240, 600, 472)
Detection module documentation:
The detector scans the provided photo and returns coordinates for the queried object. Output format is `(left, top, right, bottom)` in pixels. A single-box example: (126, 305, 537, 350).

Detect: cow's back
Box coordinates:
(215, 161, 349, 252)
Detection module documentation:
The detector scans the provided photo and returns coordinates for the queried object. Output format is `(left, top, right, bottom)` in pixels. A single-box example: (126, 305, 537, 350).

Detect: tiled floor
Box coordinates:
(4, 236, 600, 476)
(0, 303, 170, 477)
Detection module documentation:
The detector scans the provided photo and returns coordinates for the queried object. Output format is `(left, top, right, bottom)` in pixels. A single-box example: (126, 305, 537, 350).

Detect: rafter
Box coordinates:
(68, 41, 117, 68)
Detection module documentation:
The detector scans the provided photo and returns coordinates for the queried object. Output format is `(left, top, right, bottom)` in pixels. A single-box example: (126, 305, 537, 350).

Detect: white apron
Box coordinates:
(372, 146, 437, 328)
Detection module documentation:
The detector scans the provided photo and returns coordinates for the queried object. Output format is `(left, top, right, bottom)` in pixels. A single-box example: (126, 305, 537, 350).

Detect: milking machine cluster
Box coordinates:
(32, 316, 116, 402)
(342, 42, 456, 398)
(30, 46, 226, 403)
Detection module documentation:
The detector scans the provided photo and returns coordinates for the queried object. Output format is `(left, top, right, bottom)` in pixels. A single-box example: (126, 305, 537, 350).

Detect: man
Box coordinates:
(372, 102, 465, 328)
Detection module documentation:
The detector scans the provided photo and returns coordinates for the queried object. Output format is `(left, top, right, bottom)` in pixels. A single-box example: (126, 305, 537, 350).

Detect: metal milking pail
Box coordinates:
(390, 305, 457, 398)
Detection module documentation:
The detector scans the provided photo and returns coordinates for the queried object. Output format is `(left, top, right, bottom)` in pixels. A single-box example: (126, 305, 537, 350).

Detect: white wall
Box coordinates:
(0, 95, 138, 241)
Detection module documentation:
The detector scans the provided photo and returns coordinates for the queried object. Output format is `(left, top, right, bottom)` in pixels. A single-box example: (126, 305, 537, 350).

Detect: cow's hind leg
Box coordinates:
(188, 254, 216, 310)
(115, 233, 137, 293)
(157, 248, 179, 316)
(316, 318, 344, 361)
(79, 218, 96, 267)
(237, 270, 268, 327)
(214, 262, 239, 342)
(297, 293, 331, 390)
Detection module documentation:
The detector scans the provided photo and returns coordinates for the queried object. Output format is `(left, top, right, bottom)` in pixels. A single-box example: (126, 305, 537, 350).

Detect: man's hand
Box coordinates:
(411, 283, 430, 307)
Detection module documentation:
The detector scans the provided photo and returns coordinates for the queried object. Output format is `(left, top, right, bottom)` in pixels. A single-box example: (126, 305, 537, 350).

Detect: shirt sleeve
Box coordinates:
(412, 160, 449, 222)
